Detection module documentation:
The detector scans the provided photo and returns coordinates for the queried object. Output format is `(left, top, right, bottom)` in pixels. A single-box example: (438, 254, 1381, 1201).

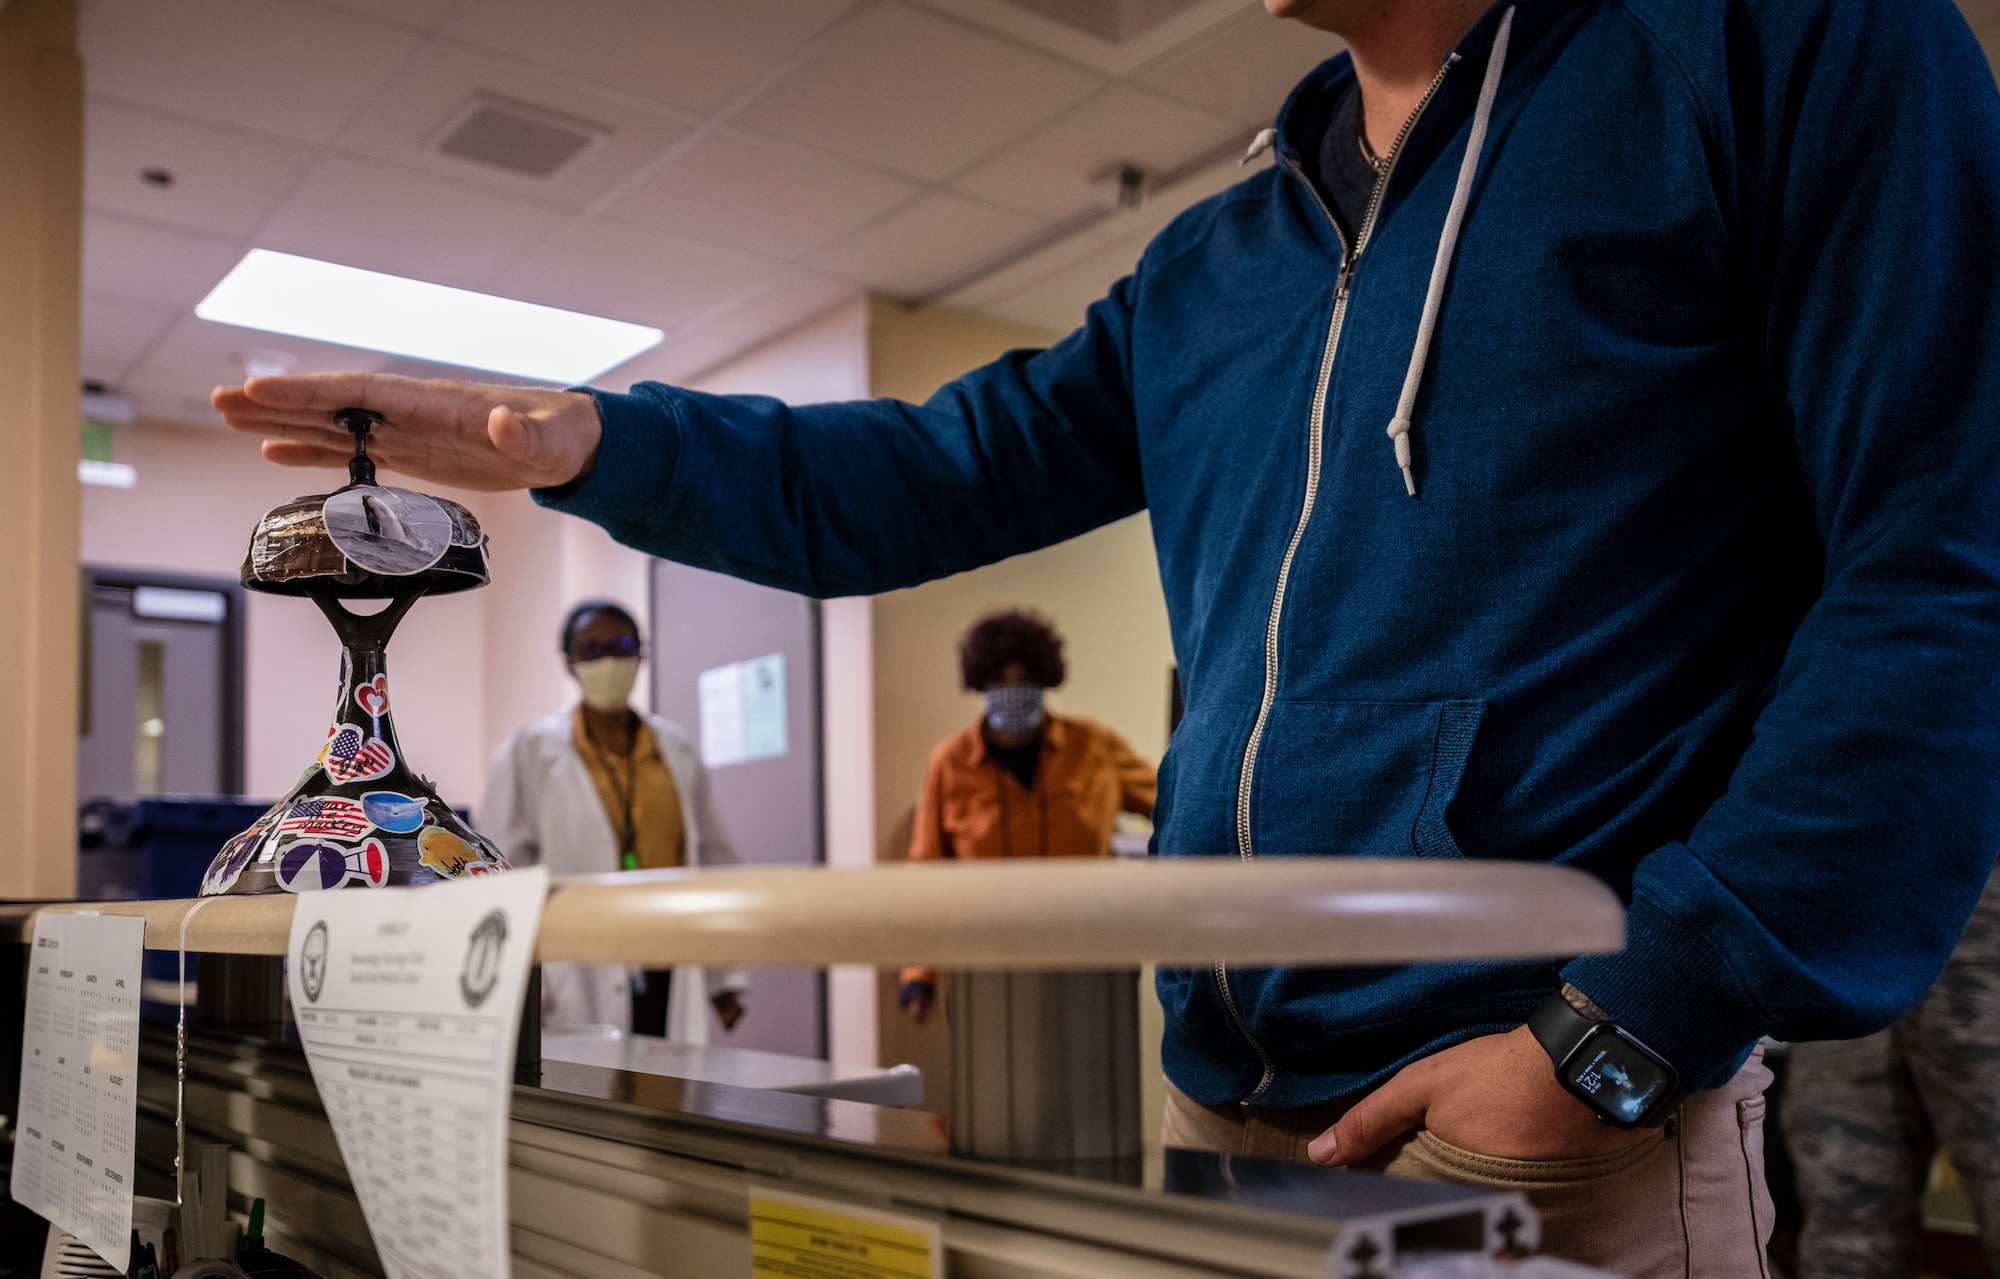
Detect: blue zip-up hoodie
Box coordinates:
(542, 0, 2000, 1106)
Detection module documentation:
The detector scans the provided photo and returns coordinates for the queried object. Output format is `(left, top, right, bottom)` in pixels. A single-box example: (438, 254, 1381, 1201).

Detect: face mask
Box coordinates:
(984, 684, 1045, 738)
(572, 656, 640, 711)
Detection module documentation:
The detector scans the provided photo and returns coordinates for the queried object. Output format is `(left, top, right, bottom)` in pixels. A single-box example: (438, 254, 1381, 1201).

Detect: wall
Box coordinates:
(863, 298, 1175, 1127)
(0, 0, 82, 896)
(477, 491, 655, 770)
(81, 421, 500, 807)
(79, 417, 658, 814)
(864, 297, 1176, 844)
(688, 299, 878, 1069)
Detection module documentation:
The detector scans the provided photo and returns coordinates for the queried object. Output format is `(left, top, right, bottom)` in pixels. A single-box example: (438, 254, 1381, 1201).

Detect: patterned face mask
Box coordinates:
(983, 683, 1045, 737)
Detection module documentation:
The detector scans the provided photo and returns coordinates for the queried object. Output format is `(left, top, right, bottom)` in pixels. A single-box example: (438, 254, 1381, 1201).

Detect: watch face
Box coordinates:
(1565, 1027, 1672, 1125)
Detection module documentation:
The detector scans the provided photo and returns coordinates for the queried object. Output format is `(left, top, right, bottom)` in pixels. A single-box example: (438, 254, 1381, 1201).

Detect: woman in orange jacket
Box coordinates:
(899, 610, 1156, 1024)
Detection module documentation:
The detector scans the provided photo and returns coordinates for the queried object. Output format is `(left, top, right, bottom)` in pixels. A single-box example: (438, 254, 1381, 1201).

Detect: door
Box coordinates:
(78, 571, 243, 804)
(650, 560, 824, 1058)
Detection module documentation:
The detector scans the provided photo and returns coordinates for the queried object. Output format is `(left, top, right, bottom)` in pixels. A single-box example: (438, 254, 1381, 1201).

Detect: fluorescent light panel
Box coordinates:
(196, 249, 663, 384)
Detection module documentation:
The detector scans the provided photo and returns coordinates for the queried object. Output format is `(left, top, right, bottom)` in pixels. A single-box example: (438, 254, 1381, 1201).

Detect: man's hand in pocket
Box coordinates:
(1307, 1025, 1653, 1165)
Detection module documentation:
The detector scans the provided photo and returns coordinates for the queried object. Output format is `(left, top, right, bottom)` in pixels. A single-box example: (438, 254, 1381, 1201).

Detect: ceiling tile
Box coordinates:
(121, 316, 401, 427)
(335, 42, 697, 209)
(442, 0, 862, 115)
(315, 0, 460, 32)
(86, 100, 319, 238)
(492, 217, 778, 330)
(135, 314, 397, 387)
(973, 225, 1150, 334)
(122, 370, 238, 428)
(809, 190, 1044, 296)
(732, 2, 1104, 182)
(254, 157, 570, 289)
(82, 0, 422, 144)
(1128, 5, 1343, 129)
(83, 212, 243, 309)
(952, 84, 1239, 219)
(906, 0, 1247, 76)
(82, 293, 180, 384)
(600, 270, 857, 387)
(601, 127, 920, 258)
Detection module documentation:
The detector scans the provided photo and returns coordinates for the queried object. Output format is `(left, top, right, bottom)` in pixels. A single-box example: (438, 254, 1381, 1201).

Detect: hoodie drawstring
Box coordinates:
(1387, 5, 1516, 498)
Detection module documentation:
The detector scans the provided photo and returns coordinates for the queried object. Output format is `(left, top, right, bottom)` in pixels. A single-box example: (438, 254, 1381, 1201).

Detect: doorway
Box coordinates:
(78, 568, 245, 804)
(650, 559, 824, 1059)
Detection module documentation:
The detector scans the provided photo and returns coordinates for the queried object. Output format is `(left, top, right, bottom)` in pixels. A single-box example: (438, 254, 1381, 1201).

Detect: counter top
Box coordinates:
(0, 857, 1623, 968)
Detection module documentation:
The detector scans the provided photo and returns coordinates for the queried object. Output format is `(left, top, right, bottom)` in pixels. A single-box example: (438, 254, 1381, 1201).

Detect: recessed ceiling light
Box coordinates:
(195, 249, 663, 384)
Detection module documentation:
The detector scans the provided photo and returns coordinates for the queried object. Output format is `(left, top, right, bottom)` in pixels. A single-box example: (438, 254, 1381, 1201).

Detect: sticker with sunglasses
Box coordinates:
(276, 836, 389, 893)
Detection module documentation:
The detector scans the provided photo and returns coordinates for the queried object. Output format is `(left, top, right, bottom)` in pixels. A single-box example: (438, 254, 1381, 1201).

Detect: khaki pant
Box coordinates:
(1162, 1049, 1775, 1277)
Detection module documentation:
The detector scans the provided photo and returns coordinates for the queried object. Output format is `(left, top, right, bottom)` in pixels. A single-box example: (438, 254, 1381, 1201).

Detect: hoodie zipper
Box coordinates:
(1214, 59, 1456, 1102)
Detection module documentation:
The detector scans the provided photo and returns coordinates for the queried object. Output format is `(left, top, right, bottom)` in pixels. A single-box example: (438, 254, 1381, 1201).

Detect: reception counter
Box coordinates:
(2, 858, 1625, 1277)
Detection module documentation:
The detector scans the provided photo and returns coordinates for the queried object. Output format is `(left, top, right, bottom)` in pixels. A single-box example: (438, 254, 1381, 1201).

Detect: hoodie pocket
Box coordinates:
(1252, 700, 1485, 858)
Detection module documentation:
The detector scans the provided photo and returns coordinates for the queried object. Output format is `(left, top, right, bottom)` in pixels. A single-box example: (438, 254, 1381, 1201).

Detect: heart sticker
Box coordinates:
(320, 723, 395, 784)
(354, 674, 389, 720)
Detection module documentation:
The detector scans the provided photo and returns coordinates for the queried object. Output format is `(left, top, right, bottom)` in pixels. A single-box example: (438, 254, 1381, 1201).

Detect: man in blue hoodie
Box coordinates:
(216, 0, 2000, 1269)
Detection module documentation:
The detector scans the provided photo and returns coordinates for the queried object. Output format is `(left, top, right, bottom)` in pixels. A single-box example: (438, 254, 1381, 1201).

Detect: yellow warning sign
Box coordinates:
(749, 1185, 942, 1279)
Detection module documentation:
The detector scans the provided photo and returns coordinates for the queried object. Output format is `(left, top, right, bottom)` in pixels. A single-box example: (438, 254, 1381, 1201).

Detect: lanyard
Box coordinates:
(583, 715, 640, 870)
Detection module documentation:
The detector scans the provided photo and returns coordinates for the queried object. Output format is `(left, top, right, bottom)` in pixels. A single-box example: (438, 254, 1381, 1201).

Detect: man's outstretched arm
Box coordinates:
(215, 278, 1145, 599)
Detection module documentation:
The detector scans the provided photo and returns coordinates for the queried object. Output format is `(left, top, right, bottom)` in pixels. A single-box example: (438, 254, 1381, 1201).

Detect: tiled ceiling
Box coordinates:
(90, 0, 1991, 424)
(958, 0, 2000, 337)
(79, 0, 1342, 421)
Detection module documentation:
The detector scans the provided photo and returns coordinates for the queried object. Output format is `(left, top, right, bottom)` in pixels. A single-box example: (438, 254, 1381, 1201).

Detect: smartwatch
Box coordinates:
(1528, 991, 1685, 1129)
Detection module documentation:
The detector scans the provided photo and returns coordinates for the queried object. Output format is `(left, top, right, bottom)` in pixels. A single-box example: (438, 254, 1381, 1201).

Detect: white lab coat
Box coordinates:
(479, 706, 745, 1043)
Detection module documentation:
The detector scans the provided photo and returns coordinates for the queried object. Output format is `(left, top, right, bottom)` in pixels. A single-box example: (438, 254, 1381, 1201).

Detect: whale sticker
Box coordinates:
(360, 791, 427, 834)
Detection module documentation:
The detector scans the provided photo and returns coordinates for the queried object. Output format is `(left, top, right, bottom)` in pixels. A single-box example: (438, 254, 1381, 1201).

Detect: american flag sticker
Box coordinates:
(277, 796, 372, 840)
(320, 722, 395, 784)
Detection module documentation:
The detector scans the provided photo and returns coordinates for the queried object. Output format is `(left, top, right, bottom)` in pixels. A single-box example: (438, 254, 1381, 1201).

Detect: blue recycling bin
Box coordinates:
(129, 798, 271, 1020)
(131, 798, 271, 900)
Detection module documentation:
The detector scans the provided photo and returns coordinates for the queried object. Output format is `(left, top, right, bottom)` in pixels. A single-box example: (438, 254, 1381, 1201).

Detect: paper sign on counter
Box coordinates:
(288, 867, 547, 1279)
(749, 1184, 942, 1279)
(10, 913, 145, 1272)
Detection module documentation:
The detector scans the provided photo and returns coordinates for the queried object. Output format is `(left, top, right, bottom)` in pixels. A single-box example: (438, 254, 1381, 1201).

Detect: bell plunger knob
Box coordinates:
(335, 407, 386, 487)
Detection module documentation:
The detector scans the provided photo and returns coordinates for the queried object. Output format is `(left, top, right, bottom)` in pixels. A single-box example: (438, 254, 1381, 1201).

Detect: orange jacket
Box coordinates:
(909, 712, 1155, 863)
(902, 713, 1155, 989)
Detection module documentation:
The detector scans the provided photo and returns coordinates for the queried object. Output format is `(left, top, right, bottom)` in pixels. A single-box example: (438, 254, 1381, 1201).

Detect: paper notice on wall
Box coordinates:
(749, 1184, 942, 1279)
(11, 912, 145, 1273)
(287, 867, 547, 1279)
(698, 661, 744, 767)
(698, 652, 787, 768)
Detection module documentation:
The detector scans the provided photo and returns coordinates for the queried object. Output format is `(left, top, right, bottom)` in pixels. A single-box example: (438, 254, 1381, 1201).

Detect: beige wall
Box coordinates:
(687, 300, 881, 1069)
(0, 0, 82, 895)
(864, 297, 1174, 856)
(864, 298, 1174, 1123)
(79, 422, 650, 813)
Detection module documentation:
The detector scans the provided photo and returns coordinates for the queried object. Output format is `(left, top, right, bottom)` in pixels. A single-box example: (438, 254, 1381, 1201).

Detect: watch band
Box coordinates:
(1527, 990, 1599, 1067)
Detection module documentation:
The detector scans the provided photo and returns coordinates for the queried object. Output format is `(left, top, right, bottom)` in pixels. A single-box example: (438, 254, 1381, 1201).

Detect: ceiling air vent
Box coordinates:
(434, 96, 606, 178)
(999, 0, 1210, 42)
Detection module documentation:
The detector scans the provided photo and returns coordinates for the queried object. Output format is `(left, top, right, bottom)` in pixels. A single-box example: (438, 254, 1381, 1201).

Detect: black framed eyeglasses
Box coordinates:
(570, 633, 642, 662)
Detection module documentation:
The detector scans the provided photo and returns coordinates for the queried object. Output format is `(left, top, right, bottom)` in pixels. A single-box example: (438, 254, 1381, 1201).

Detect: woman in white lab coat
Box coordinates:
(479, 600, 746, 1042)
